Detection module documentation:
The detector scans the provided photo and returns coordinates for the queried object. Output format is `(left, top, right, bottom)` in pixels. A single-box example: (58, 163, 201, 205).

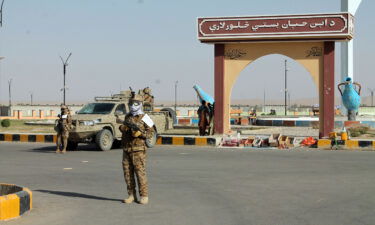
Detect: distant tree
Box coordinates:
(1, 119, 10, 127)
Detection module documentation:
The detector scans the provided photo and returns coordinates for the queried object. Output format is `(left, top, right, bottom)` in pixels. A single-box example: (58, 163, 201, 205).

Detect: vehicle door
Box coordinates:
(114, 104, 126, 138)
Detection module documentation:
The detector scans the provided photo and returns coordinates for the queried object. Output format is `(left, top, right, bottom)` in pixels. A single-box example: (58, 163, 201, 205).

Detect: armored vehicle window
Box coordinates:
(77, 103, 115, 114)
(115, 104, 126, 115)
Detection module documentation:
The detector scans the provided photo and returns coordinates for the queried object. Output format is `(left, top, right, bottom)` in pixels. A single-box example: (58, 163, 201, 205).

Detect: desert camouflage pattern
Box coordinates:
(56, 106, 72, 153)
(138, 87, 154, 111)
(121, 113, 153, 197)
(122, 151, 148, 197)
(121, 114, 154, 152)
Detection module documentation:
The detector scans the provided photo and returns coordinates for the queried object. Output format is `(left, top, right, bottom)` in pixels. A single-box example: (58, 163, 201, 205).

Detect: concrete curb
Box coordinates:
(317, 139, 375, 150)
(0, 133, 220, 147)
(156, 136, 220, 146)
(2, 133, 375, 150)
(0, 133, 56, 143)
(0, 184, 32, 221)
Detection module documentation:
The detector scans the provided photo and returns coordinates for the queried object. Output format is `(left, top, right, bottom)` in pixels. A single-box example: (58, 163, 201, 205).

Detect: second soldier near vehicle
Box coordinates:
(55, 105, 72, 153)
(116, 95, 154, 205)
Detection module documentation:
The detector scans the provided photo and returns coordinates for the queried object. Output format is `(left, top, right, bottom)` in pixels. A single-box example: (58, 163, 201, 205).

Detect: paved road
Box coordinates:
(1, 143, 375, 225)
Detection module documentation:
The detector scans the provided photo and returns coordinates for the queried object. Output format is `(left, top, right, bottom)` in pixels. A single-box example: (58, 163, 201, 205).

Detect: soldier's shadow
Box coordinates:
(29, 144, 122, 153)
(34, 189, 122, 202)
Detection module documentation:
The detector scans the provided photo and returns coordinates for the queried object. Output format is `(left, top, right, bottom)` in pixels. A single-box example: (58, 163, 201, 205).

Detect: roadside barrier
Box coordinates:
(1, 132, 375, 150)
(0, 133, 56, 143)
(0, 133, 219, 146)
(317, 139, 375, 150)
(0, 183, 32, 221)
(156, 136, 218, 146)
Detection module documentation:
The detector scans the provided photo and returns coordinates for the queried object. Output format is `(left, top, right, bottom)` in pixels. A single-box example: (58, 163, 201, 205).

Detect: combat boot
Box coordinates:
(61, 149, 67, 154)
(123, 194, 136, 204)
(139, 196, 148, 205)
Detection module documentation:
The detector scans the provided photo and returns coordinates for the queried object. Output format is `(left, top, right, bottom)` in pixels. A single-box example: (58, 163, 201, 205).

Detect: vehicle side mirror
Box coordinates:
(115, 111, 124, 116)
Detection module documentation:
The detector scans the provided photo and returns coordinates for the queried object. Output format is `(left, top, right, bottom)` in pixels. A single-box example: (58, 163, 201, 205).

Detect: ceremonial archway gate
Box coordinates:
(198, 13, 354, 138)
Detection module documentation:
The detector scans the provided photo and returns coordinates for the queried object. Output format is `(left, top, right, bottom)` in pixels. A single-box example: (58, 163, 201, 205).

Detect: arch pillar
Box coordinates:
(214, 41, 335, 138)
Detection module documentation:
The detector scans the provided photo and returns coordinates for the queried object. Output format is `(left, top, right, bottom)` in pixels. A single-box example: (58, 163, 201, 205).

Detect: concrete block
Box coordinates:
(272, 120, 283, 126)
(334, 121, 344, 128)
(283, 120, 295, 127)
(317, 139, 331, 148)
(346, 140, 359, 149)
(240, 118, 249, 125)
(296, 121, 311, 127)
(178, 118, 191, 125)
(344, 121, 360, 128)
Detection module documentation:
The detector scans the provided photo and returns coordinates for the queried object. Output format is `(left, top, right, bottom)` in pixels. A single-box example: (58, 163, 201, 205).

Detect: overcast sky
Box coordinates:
(0, 0, 374, 105)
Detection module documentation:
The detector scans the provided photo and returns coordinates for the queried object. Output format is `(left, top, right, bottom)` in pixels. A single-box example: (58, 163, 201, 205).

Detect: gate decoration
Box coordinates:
(197, 13, 354, 138)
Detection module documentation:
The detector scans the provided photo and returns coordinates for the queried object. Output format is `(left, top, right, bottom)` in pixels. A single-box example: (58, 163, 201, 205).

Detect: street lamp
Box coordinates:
(59, 53, 72, 105)
(284, 59, 288, 116)
(174, 81, 178, 114)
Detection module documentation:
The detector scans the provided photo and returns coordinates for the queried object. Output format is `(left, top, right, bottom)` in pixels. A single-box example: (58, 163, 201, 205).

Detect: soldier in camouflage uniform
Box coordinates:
(56, 105, 72, 154)
(141, 87, 154, 111)
(117, 95, 154, 204)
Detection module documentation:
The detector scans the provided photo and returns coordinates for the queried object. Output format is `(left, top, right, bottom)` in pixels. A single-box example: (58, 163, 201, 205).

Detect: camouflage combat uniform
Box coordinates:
(141, 87, 154, 111)
(56, 106, 72, 153)
(121, 113, 153, 200)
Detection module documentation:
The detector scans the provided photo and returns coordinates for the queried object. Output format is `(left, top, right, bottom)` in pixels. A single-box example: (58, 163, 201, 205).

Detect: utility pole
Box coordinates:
(0, 57, 4, 105)
(284, 59, 288, 116)
(0, 0, 5, 27)
(30, 92, 33, 106)
(0, 0, 5, 109)
(263, 88, 266, 113)
(8, 78, 11, 116)
(369, 88, 375, 107)
(60, 53, 72, 105)
(174, 81, 178, 114)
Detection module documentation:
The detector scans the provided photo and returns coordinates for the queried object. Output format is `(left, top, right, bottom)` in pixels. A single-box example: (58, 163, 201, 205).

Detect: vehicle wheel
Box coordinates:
(146, 130, 157, 148)
(67, 141, 78, 151)
(160, 108, 176, 123)
(95, 129, 113, 151)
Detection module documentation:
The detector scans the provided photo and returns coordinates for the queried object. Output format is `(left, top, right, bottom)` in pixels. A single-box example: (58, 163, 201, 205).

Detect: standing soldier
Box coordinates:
(207, 102, 215, 135)
(55, 105, 72, 153)
(141, 87, 154, 111)
(197, 100, 209, 136)
(117, 95, 154, 204)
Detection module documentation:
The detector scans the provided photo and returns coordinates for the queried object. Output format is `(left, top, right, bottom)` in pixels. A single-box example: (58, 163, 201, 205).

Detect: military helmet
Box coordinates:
(60, 104, 68, 110)
(143, 87, 151, 94)
(129, 95, 143, 103)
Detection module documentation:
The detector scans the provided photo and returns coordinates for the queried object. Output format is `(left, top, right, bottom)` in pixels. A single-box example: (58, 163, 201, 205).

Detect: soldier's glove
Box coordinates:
(119, 125, 128, 133)
(132, 130, 142, 137)
(123, 121, 142, 136)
